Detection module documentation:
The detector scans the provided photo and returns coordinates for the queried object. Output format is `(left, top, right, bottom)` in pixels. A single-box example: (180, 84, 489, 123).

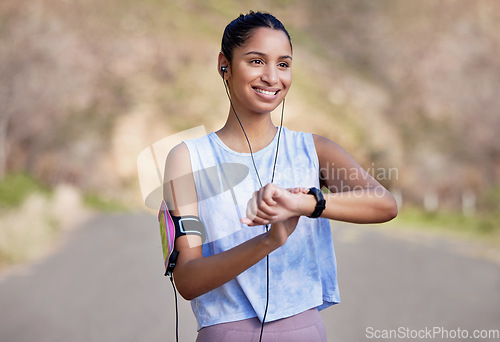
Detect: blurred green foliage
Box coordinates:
(0, 173, 50, 208)
(0, 173, 128, 213)
(83, 193, 128, 212)
(394, 206, 500, 243)
(479, 186, 500, 213)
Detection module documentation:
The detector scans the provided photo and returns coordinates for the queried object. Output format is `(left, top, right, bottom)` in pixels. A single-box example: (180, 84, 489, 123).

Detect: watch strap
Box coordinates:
(307, 187, 326, 218)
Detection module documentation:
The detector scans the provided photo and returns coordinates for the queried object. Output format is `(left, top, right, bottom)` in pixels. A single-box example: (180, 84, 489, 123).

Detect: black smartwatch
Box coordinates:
(307, 187, 326, 218)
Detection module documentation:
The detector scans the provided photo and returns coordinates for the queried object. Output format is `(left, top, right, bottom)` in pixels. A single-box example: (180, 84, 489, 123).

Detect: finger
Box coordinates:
(246, 195, 258, 221)
(240, 217, 254, 226)
(256, 205, 278, 218)
(259, 187, 276, 208)
(253, 194, 278, 220)
(255, 208, 278, 221)
(241, 217, 269, 226)
(247, 193, 276, 221)
(252, 216, 270, 225)
(262, 185, 278, 206)
(256, 189, 278, 216)
(288, 187, 309, 194)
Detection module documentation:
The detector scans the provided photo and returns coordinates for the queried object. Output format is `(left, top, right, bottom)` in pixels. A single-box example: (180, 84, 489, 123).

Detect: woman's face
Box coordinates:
(227, 27, 292, 115)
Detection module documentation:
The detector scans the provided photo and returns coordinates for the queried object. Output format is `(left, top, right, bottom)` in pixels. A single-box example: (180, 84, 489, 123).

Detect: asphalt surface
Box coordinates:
(0, 213, 499, 342)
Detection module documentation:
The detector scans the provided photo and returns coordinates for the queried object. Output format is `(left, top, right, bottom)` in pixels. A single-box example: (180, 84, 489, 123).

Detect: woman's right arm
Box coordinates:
(163, 143, 288, 300)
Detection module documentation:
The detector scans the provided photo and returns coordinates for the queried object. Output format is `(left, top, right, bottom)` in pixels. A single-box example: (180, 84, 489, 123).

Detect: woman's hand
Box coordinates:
(240, 183, 310, 226)
(267, 216, 300, 248)
(240, 184, 316, 247)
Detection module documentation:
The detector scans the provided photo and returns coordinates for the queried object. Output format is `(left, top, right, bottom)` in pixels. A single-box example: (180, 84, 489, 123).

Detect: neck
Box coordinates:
(216, 107, 279, 153)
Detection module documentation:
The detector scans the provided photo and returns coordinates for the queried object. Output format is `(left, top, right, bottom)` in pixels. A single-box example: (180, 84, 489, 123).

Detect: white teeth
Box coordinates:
(254, 88, 277, 96)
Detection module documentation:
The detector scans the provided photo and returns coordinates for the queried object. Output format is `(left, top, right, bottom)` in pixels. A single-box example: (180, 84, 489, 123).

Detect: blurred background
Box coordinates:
(1, 0, 499, 341)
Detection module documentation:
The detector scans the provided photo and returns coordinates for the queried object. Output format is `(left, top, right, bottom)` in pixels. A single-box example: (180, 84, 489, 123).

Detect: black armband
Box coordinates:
(170, 214, 207, 244)
(158, 199, 207, 276)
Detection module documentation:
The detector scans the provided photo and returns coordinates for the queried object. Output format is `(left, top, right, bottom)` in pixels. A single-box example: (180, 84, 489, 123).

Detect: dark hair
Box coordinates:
(221, 11, 292, 62)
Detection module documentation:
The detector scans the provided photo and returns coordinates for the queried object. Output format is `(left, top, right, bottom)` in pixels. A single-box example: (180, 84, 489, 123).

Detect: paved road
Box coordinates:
(0, 214, 499, 342)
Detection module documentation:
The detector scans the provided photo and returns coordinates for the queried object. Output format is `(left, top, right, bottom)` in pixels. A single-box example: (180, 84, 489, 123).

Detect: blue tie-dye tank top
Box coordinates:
(182, 127, 340, 331)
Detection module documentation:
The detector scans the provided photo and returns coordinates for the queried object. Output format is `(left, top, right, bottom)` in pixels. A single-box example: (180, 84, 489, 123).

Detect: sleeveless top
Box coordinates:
(182, 126, 340, 331)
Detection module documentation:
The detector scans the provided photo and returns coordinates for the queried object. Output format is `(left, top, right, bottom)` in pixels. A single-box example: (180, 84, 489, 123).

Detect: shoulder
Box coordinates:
(280, 126, 314, 145)
(311, 134, 360, 170)
(312, 134, 344, 155)
(166, 132, 212, 168)
(311, 134, 367, 181)
(280, 127, 330, 157)
(165, 142, 192, 180)
(164, 141, 199, 215)
(167, 142, 190, 164)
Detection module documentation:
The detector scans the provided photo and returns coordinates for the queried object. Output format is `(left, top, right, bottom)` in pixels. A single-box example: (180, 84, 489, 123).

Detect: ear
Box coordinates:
(218, 52, 231, 80)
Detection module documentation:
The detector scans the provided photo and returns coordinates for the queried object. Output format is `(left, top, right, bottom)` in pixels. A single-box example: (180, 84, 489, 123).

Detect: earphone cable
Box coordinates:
(271, 98, 284, 184)
(222, 75, 285, 342)
(223, 80, 264, 188)
(169, 274, 179, 342)
(259, 98, 284, 342)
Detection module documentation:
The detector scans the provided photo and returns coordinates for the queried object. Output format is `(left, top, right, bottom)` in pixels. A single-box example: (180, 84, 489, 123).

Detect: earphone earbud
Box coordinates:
(221, 66, 227, 74)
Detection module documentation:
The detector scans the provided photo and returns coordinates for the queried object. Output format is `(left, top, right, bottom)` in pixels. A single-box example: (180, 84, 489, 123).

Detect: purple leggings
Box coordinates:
(195, 308, 328, 342)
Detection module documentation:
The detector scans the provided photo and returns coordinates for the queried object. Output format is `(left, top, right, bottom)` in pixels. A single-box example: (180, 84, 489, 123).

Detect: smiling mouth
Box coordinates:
(253, 87, 279, 96)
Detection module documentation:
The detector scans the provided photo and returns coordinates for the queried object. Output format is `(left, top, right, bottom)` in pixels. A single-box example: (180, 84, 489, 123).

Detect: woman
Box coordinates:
(163, 11, 398, 342)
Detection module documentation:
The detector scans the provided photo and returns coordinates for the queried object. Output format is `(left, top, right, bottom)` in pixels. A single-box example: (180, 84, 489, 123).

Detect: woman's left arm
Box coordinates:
(241, 135, 398, 226)
(308, 134, 398, 223)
